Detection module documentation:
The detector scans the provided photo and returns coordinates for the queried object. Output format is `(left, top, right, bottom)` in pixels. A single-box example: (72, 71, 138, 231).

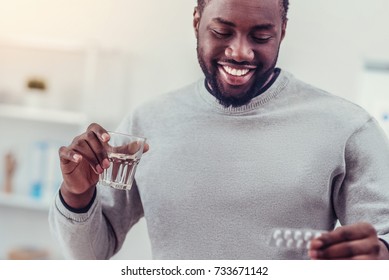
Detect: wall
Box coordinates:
(279, 0, 389, 102)
(0, 0, 388, 260)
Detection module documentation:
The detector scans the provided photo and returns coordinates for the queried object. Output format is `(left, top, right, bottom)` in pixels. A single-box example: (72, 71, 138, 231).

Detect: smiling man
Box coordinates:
(50, 0, 389, 260)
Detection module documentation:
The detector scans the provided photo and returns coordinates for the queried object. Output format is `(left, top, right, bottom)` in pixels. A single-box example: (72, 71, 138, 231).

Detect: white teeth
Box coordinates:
(223, 66, 250, 77)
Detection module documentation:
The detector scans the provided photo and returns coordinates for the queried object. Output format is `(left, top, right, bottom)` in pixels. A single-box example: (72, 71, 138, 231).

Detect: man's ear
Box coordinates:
(280, 20, 287, 41)
(193, 7, 201, 39)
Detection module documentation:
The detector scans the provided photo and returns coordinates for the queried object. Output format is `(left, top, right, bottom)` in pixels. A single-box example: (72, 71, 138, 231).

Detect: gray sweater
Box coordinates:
(49, 70, 389, 259)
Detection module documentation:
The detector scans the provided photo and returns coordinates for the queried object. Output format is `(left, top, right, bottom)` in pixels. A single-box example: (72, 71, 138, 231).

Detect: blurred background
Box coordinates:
(0, 0, 388, 260)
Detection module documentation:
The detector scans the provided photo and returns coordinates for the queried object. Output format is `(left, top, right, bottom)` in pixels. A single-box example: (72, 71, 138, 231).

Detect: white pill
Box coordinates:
(314, 232, 323, 239)
(304, 231, 313, 241)
(293, 230, 302, 240)
(284, 230, 292, 240)
(296, 239, 304, 249)
(286, 239, 294, 248)
(276, 238, 284, 247)
(273, 229, 282, 239)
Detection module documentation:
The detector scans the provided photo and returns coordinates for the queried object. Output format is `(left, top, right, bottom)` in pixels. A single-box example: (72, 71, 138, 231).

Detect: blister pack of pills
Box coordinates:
(269, 228, 326, 250)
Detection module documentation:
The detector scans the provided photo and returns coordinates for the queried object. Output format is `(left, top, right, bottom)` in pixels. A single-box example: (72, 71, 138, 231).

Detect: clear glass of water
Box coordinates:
(99, 131, 146, 190)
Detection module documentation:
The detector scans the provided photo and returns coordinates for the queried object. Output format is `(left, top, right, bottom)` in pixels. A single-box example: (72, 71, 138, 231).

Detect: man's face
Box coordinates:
(194, 0, 286, 107)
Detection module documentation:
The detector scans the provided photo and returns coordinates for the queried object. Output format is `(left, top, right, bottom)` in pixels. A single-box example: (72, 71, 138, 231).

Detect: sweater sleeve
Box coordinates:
(333, 117, 389, 244)
(48, 180, 144, 259)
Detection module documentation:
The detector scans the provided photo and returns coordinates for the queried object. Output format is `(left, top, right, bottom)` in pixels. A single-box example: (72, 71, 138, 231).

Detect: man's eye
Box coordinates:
(212, 30, 231, 38)
(252, 36, 272, 43)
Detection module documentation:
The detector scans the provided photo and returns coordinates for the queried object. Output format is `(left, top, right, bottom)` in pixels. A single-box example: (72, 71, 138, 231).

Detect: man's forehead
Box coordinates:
(201, 0, 280, 14)
(201, 0, 281, 21)
(202, 0, 280, 7)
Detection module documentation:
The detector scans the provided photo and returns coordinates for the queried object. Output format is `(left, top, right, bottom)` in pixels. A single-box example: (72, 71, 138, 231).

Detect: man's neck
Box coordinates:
(253, 68, 281, 98)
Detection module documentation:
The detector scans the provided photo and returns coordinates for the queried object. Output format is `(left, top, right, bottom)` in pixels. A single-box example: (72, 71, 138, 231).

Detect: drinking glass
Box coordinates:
(99, 131, 146, 190)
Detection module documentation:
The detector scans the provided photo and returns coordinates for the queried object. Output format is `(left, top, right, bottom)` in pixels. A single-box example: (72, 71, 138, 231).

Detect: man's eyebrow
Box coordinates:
(212, 17, 236, 27)
(252, 23, 276, 31)
(212, 17, 275, 30)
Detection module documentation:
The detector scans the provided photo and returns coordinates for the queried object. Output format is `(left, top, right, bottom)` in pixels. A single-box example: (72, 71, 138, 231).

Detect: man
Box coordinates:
(49, 0, 389, 259)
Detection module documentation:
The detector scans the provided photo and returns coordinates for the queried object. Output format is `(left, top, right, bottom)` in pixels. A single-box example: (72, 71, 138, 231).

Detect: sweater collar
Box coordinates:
(197, 69, 290, 115)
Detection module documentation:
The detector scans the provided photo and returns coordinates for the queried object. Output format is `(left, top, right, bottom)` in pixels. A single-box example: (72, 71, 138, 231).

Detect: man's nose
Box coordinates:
(225, 37, 254, 62)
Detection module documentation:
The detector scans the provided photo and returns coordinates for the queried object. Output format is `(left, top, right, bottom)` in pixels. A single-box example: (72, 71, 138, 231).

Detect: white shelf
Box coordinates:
(0, 193, 50, 211)
(0, 104, 87, 126)
(0, 36, 89, 54)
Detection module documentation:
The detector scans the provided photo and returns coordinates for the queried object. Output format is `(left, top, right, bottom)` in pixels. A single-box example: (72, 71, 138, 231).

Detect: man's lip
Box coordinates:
(218, 64, 256, 87)
(218, 61, 257, 70)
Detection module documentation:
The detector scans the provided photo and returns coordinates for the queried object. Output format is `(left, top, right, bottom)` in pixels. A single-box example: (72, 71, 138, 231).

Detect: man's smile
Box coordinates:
(217, 62, 257, 87)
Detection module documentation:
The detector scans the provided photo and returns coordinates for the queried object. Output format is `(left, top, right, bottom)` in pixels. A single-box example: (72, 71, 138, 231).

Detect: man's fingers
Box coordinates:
(144, 143, 150, 153)
(87, 123, 110, 143)
(309, 223, 380, 260)
(316, 223, 376, 248)
(310, 238, 379, 259)
(70, 131, 110, 173)
(60, 125, 144, 177)
(58, 146, 84, 175)
(59, 146, 82, 164)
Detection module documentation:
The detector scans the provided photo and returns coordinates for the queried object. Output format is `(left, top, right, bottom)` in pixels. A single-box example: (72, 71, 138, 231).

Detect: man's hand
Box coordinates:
(58, 123, 111, 209)
(309, 222, 389, 260)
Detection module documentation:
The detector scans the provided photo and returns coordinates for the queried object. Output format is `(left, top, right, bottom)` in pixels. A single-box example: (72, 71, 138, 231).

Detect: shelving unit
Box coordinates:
(0, 104, 87, 126)
(0, 37, 95, 260)
(0, 36, 132, 259)
(0, 193, 50, 211)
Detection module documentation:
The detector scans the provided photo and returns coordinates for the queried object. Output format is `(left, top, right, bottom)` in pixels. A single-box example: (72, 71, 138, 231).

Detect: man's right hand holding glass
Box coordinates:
(58, 123, 112, 210)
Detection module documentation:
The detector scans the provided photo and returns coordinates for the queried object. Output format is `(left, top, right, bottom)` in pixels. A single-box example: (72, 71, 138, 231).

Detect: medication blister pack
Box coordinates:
(269, 228, 326, 250)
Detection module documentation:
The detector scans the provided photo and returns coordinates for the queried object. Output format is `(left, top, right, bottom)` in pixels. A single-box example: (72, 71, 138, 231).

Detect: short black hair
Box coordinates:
(196, 0, 289, 23)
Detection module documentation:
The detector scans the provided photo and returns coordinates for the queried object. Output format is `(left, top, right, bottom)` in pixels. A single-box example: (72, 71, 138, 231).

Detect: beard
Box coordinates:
(197, 44, 279, 108)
